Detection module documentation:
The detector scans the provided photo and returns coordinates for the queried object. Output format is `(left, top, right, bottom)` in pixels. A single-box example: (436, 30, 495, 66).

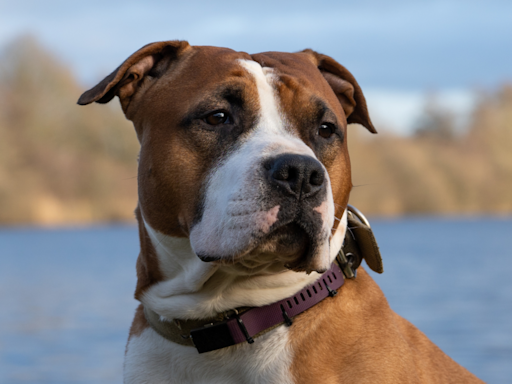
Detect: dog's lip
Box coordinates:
(197, 254, 221, 262)
(195, 218, 314, 267)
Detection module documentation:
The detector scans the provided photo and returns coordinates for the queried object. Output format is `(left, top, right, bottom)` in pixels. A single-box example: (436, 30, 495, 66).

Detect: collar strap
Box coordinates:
(143, 205, 383, 353)
(145, 262, 344, 353)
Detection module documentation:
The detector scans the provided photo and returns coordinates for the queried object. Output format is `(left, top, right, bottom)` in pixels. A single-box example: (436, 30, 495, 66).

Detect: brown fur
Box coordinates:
(128, 304, 149, 341)
(290, 268, 483, 383)
(134, 206, 164, 299)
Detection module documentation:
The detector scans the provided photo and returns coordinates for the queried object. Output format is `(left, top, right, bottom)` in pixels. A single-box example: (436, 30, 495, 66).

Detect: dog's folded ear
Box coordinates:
(303, 50, 376, 133)
(77, 40, 190, 109)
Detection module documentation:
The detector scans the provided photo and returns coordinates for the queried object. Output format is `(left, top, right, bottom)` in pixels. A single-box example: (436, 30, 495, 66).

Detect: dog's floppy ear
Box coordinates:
(304, 50, 376, 133)
(77, 40, 190, 108)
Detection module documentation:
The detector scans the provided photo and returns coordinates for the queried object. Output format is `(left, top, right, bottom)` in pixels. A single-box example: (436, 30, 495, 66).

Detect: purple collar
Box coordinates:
(144, 262, 345, 353)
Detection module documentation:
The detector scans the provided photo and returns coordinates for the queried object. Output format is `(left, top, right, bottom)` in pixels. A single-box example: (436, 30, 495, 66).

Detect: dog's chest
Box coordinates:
(124, 326, 295, 384)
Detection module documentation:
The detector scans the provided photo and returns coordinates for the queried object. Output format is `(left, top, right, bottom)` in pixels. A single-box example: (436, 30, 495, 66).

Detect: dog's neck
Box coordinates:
(137, 209, 348, 320)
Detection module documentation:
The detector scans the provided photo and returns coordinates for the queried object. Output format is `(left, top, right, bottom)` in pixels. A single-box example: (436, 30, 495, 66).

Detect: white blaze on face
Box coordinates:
(189, 59, 334, 270)
(243, 61, 279, 130)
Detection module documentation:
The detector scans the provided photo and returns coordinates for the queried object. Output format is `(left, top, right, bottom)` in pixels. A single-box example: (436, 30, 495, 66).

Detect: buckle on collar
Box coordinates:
(337, 249, 357, 279)
(190, 320, 236, 353)
(347, 204, 371, 228)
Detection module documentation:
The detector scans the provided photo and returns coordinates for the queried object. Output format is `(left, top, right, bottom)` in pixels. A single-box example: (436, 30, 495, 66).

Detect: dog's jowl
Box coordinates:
(79, 41, 483, 383)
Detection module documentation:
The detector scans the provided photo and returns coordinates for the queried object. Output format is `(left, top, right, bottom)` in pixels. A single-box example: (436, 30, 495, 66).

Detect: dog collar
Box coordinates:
(143, 205, 382, 353)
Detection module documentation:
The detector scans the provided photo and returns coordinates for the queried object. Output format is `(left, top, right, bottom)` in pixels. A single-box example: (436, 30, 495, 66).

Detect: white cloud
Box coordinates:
(364, 89, 477, 135)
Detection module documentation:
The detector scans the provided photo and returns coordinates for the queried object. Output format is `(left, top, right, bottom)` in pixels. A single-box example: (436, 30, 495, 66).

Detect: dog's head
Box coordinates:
(79, 41, 375, 276)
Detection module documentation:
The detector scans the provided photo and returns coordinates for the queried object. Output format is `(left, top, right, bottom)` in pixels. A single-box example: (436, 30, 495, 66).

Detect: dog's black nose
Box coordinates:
(266, 154, 325, 199)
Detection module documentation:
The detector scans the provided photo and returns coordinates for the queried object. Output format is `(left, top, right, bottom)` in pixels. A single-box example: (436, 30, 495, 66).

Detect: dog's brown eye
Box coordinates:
(204, 111, 231, 125)
(318, 123, 335, 138)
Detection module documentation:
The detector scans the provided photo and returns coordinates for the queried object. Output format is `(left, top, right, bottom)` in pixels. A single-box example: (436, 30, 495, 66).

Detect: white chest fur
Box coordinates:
(124, 325, 294, 384)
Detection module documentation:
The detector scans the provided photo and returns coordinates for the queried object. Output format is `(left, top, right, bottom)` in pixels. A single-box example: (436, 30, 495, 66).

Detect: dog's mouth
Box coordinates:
(198, 219, 324, 274)
(253, 222, 311, 266)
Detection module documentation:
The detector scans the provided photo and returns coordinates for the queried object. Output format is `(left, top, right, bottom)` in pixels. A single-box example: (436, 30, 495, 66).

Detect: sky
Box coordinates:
(1, 0, 511, 134)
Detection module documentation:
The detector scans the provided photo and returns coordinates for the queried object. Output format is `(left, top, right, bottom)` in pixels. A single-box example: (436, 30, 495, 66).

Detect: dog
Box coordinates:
(78, 41, 483, 383)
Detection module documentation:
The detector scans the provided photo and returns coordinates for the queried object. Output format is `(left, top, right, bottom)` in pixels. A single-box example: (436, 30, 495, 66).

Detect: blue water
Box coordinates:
(1, 218, 511, 383)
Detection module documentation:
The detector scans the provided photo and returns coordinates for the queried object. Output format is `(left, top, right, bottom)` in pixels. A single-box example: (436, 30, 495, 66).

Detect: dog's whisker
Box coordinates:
(334, 214, 345, 222)
(352, 183, 380, 188)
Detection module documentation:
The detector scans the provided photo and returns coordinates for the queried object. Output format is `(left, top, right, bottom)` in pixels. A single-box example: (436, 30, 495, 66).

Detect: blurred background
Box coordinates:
(0, 0, 511, 383)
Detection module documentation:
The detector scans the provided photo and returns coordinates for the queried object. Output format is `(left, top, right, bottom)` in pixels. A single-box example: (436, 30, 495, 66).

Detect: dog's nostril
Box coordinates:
(274, 165, 301, 183)
(310, 170, 324, 186)
(273, 165, 290, 181)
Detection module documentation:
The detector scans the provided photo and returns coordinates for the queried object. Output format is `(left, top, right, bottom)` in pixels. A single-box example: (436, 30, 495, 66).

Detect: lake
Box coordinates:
(1, 218, 511, 383)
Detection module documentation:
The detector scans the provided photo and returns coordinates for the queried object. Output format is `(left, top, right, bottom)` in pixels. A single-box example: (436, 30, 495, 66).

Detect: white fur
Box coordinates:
(330, 209, 347, 261)
(124, 326, 294, 384)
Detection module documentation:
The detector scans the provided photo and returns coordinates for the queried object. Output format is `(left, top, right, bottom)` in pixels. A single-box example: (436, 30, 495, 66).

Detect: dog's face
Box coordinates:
(79, 41, 375, 275)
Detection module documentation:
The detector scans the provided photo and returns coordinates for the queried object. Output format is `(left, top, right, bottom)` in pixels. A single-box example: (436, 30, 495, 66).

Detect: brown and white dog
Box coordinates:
(78, 41, 483, 383)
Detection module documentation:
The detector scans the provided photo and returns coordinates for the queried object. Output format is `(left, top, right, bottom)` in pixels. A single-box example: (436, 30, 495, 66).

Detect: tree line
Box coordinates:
(0, 36, 510, 225)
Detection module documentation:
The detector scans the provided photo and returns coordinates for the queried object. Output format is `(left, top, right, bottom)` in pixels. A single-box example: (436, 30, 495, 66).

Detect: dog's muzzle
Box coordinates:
(191, 151, 332, 273)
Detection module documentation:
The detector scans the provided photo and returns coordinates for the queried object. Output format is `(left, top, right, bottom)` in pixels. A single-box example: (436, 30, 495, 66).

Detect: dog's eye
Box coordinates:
(204, 111, 231, 125)
(318, 123, 336, 138)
